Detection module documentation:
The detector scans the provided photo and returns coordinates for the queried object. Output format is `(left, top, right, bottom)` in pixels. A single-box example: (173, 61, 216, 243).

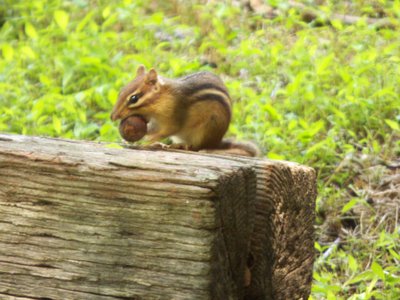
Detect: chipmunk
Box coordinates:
(111, 65, 260, 157)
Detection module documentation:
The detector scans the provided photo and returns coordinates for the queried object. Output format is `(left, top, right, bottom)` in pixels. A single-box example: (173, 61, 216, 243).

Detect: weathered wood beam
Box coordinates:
(0, 133, 316, 299)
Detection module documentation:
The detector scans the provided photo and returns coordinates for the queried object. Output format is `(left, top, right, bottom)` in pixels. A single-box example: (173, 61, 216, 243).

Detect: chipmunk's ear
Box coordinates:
(146, 68, 158, 85)
(136, 65, 146, 76)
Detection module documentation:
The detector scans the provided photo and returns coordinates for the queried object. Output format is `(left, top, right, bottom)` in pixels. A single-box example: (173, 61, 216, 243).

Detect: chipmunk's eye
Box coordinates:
(128, 94, 140, 104)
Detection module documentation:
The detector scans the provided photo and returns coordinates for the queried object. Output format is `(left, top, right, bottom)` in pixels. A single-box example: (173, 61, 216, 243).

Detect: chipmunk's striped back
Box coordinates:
(177, 72, 232, 123)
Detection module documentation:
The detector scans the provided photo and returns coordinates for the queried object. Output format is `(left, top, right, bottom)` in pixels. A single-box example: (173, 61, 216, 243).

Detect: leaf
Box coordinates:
(372, 88, 397, 99)
(213, 18, 226, 37)
(76, 11, 95, 32)
(342, 198, 358, 214)
(345, 270, 375, 285)
(306, 140, 329, 157)
(100, 123, 118, 139)
(348, 255, 358, 273)
(105, 143, 123, 149)
(316, 54, 334, 75)
(21, 46, 36, 60)
(327, 291, 336, 300)
(78, 110, 87, 123)
(385, 119, 400, 131)
(263, 103, 282, 121)
(107, 88, 118, 105)
(150, 12, 164, 25)
(338, 69, 351, 83)
(331, 19, 343, 30)
(54, 10, 69, 31)
(62, 69, 74, 90)
(53, 116, 62, 135)
(389, 249, 400, 260)
(2, 44, 14, 61)
(314, 241, 322, 252)
(0, 121, 7, 131)
(268, 152, 285, 160)
(25, 22, 38, 39)
(366, 277, 378, 295)
(39, 74, 52, 87)
(102, 6, 111, 19)
(371, 261, 385, 281)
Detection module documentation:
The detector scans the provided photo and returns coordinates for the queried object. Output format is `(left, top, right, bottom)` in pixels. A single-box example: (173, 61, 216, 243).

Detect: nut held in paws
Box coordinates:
(119, 116, 147, 142)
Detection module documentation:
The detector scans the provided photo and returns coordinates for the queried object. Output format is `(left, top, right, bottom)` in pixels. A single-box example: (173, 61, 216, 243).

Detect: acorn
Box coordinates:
(119, 115, 147, 142)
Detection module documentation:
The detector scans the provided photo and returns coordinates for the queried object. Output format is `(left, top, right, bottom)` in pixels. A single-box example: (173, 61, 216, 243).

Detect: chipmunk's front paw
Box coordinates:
(146, 142, 169, 150)
(144, 142, 193, 151)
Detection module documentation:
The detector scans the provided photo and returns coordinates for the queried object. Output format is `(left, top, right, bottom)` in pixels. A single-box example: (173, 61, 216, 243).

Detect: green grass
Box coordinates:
(1, 0, 399, 298)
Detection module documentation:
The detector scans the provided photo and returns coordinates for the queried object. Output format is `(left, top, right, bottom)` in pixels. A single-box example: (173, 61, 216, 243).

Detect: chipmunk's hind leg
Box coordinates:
(177, 101, 229, 150)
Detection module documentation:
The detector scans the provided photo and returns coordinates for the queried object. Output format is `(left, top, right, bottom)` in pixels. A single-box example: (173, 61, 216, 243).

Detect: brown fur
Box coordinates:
(200, 139, 262, 157)
(177, 100, 229, 149)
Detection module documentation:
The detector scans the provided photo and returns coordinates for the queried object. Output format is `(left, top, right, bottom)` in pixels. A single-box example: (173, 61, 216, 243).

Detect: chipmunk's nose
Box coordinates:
(110, 109, 120, 121)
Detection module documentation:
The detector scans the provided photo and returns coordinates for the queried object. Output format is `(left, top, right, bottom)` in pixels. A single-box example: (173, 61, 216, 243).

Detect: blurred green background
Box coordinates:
(1, 0, 399, 298)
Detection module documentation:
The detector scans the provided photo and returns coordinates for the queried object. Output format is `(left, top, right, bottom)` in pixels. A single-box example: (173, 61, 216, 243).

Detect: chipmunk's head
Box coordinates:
(110, 65, 161, 122)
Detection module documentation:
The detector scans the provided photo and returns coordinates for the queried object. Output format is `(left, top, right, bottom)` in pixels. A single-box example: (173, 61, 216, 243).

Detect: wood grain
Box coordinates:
(0, 134, 256, 300)
(203, 155, 316, 300)
(0, 134, 316, 299)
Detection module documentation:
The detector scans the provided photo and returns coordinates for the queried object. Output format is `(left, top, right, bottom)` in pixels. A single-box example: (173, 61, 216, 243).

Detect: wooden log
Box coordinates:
(0, 133, 316, 299)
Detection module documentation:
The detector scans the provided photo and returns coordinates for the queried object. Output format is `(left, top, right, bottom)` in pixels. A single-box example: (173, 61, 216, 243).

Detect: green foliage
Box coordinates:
(313, 229, 400, 299)
(1, 0, 399, 298)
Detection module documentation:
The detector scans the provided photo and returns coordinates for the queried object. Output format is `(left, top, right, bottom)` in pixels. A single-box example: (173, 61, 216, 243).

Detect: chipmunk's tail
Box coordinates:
(200, 138, 262, 157)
